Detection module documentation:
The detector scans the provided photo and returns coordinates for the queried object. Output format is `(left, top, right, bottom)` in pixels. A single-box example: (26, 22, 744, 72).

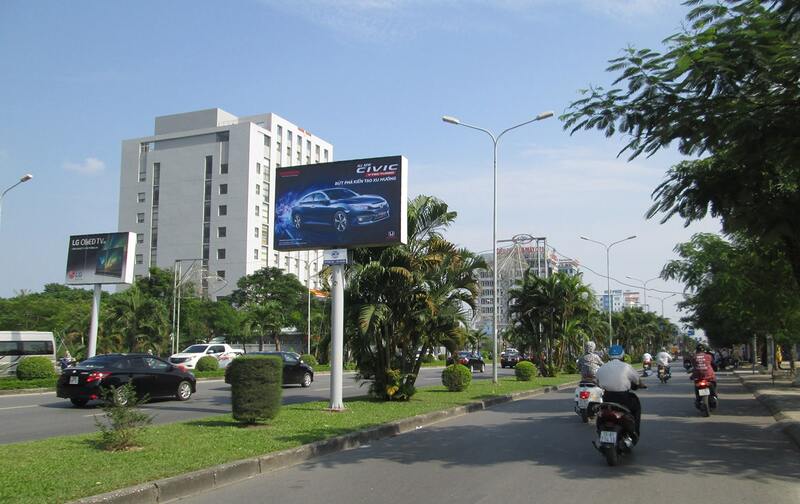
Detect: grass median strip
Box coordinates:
(0, 374, 575, 503)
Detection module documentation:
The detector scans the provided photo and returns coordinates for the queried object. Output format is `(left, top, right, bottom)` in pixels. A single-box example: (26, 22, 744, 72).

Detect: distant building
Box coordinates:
(598, 289, 641, 312)
(623, 290, 641, 309)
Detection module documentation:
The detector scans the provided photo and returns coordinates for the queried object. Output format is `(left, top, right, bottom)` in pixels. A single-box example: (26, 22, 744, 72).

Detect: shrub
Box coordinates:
(622, 354, 632, 364)
(195, 356, 219, 372)
(441, 364, 472, 391)
(437, 353, 446, 361)
(95, 383, 152, 451)
(16, 356, 56, 380)
(300, 354, 318, 367)
(515, 361, 537, 381)
(370, 369, 416, 401)
(228, 356, 283, 424)
(421, 353, 435, 363)
(562, 361, 578, 374)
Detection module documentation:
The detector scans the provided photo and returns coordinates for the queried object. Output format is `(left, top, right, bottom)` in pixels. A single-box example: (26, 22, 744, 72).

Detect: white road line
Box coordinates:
(0, 404, 38, 411)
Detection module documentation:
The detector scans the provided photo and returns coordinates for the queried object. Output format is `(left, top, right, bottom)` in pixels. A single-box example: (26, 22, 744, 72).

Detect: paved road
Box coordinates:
(182, 371, 800, 504)
(0, 366, 515, 444)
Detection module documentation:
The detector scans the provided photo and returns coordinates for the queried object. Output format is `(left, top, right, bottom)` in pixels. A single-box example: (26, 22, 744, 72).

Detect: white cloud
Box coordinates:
(63, 157, 105, 176)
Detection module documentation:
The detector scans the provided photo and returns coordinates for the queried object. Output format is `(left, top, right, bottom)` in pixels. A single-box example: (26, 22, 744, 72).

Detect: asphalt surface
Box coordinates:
(180, 370, 800, 504)
(0, 365, 515, 444)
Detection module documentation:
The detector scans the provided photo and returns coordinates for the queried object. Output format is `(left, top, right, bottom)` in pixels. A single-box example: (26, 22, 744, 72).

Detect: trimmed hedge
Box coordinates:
(227, 356, 283, 424)
(514, 361, 537, 381)
(421, 353, 435, 364)
(300, 354, 318, 367)
(441, 364, 472, 391)
(16, 356, 57, 380)
(195, 356, 219, 372)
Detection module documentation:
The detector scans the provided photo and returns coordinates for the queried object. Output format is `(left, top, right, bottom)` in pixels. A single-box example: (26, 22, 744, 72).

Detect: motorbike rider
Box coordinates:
(691, 343, 718, 408)
(655, 347, 673, 376)
(578, 341, 604, 384)
(596, 344, 646, 438)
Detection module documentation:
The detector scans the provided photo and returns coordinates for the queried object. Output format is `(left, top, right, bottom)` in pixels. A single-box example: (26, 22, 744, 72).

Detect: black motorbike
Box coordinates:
(593, 383, 646, 466)
(657, 364, 671, 383)
(693, 378, 718, 417)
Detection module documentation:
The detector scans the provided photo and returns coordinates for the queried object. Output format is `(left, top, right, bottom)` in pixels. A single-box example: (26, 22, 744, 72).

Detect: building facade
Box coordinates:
(118, 108, 333, 299)
(598, 289, 641, 312)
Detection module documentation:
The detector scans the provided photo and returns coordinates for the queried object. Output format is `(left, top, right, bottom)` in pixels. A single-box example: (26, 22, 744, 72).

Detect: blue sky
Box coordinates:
(0, 0, 719, 327)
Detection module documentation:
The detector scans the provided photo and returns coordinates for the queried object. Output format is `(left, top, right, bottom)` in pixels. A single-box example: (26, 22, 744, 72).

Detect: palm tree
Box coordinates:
(102, 284, 170, 353)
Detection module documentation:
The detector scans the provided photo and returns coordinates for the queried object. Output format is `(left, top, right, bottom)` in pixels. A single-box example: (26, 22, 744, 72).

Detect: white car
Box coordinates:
(168, 343, 243, 370)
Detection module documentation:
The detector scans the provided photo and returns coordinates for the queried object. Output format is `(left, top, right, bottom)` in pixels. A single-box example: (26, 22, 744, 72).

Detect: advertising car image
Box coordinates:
(65, 232, 136, 285)
(273, 156, 407, 251)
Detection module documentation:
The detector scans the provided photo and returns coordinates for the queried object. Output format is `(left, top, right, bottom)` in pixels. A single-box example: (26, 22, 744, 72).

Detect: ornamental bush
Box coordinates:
(622, 354, 632, 364)
(421, 353, 435, 364)
(16, 356, 56, 380)
(195, 356, 219, 372)
(300, 354, 318, 367)
(228, 356, 283, 424)
(515, 361, 537, 381)
(437, 353, 446, 361)
(441, 364, 472, 392)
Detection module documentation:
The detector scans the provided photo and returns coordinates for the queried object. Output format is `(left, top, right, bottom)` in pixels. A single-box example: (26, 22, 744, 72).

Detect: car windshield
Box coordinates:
(78, 355, 122, 369)
(324, 188, 358, 200)
(458, 352, 471, 357)
(182, 345, 209, 353)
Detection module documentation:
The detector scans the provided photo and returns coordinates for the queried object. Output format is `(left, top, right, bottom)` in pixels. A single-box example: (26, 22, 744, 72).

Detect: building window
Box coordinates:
(204, 156, 212, 178)
(136, 233, 144, 244)
(273, 253, 279, 265)
(135, 254, 143, 264)
(217, 226, 226, 238)
(306, 139, 311, 152)
(216, 131, 229, 142)
(277, 125, 283, 137)
(220, 163, 228, 174)
(254, 206, 259, 216)
(254, 227, 259, 238)
(256, 162, 261, 174)
(136, 212, 145, 223)
(255, 184, 260, 195)
(219, 183, 228, 195)
(218, 205, 227, 216)
(263, 134, 270, 147)
(287, 131, 292, 144)
(137, 192, 145, 203)
(324, 149, 329, 162)
(138, 164, 146, 182)
(217, 249, 226, 260)
(217, 270, 226, 279)
(254, 249, 259, 260)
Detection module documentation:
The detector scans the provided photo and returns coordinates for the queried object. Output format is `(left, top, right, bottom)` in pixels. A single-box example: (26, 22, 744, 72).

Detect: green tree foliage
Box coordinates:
(441, 364, 472, 391)
(101, 283, 170, 355)
(345, 195, 486, 400)
(230, 267, 305, 351)
(228, 356, 283, 424)
(562, 0, 800, 286)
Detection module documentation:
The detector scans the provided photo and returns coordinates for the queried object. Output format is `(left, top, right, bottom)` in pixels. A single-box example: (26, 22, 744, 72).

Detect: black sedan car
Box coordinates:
(447, 351, 486, 372)
(291, 188, 389, 233)
(501, 350, 521, 368)
(56, 353, 196, 407)
(225, 352, 314, 387)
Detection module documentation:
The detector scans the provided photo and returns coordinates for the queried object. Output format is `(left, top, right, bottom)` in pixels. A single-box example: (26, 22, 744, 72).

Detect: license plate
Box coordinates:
(578, 399, 589, 408)
(69, 376, 79, 385)
(600, 431, 617, 444)
(698, 387, 711, 396)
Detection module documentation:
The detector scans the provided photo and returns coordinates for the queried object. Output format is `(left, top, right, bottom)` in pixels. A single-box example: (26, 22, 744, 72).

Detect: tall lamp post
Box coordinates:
(0, 174, 33, 231)
(651, 293, 678, 318)
(580, 235, 637, 348)
(443, 111, 554, 384)
(626, 275, 660, 312)
(299, 250, 323, 355)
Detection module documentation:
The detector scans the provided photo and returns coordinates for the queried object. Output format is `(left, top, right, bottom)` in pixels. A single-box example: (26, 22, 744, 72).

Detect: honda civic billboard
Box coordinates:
(65, 232, 136, 285)
(273, 156, 408, 251)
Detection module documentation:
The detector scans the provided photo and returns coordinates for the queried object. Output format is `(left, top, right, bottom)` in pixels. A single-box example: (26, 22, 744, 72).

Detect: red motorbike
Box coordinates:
(694, 378, 717, 417)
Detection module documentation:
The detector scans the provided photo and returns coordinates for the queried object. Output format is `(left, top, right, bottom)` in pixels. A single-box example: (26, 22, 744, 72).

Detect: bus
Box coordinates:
(0, 331, 56, 376)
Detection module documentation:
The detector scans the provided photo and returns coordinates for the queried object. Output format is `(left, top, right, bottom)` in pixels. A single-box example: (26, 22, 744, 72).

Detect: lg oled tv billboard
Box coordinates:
(65, 232, 136, 285)
(273, 156, 408, 251)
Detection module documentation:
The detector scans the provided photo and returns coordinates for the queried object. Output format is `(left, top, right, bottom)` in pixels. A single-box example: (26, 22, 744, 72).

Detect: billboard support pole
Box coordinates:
(87, 284, 101, 358)
(329, 263, 345, 411)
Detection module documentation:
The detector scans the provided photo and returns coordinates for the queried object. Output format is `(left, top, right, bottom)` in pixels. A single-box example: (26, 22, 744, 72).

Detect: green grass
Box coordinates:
(0, 377, 57, 391)
(0, 375, 576, 503)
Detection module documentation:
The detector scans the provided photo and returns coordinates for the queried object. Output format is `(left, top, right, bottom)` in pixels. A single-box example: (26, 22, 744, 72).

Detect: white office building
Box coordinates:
(118, 108, 333, 299)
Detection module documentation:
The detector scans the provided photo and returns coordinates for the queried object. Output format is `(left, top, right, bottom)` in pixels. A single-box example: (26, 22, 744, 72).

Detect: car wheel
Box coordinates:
(112, 387, 129, 407)
(70, 398, 88, 407)
(480, 363, 486, 373)
(333, 211, 348, 232)
(301, 372, 312, 388)
(176, 380, 192, 401)
(293, 213, 302, 230)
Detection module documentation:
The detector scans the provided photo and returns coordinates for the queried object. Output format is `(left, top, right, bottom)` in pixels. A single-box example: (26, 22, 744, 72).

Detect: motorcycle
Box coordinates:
(593, 383, 645, 466)
(642, 361, 652, 377)
(574, 380, 604, 423)
(657, 365, 671, 384)
(694, 378, 717, 417)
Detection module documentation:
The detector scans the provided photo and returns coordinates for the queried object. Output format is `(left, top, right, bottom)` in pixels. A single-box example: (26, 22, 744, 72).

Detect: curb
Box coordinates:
(735, 373, 800, 450)
(72, 381, 576, 504)
(0, 387, 53, 396)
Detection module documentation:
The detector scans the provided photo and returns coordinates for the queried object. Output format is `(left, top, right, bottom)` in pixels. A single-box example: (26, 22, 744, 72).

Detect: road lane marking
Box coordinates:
(0, 404, 38, 411)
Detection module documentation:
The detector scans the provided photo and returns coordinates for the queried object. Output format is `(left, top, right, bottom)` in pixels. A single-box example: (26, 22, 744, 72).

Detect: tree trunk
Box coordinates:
(258, 335, 264, 352)
(781, 236, 800, 291)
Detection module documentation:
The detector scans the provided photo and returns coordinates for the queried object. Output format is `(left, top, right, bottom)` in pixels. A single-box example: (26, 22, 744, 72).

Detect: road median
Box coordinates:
(735, 371, 800, 449)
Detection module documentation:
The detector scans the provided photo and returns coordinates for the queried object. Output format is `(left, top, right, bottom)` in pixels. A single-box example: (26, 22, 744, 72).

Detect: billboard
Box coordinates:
(273, 156, 408, 251)
(65, 232, 136, 285)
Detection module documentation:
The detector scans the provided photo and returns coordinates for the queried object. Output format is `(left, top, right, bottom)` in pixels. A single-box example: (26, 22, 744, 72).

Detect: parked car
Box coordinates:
(291, 188, 390, 233)
(501, 349, 521, 368)
(56, 353, 196, 407)
(168, 343, 243, 370)
(447, 351, 486, 372)
(225, 351, 314, 387)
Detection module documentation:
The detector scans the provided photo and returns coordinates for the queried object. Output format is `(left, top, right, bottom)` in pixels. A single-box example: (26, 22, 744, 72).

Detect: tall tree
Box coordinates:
(562, 0, 800, 285)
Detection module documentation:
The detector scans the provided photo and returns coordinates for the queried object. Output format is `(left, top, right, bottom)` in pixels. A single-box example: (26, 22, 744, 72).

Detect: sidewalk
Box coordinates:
(736, 371, 800, 449)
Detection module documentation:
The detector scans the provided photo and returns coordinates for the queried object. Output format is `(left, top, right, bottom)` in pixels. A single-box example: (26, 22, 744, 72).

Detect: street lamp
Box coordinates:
(298, 250, 323, 355)
(626, 275, 660, 312)
(651, 293, 678, 318)
(0, 174, 33, 231)
(580, 234, 637, 348)
(443, 111, 554, 384)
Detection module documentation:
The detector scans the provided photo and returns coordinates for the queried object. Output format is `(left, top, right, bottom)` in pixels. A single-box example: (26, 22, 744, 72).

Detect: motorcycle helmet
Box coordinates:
(696, 343, 707, 352)
(608, 344, 625, 360)
(584, 341, 596, 354)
